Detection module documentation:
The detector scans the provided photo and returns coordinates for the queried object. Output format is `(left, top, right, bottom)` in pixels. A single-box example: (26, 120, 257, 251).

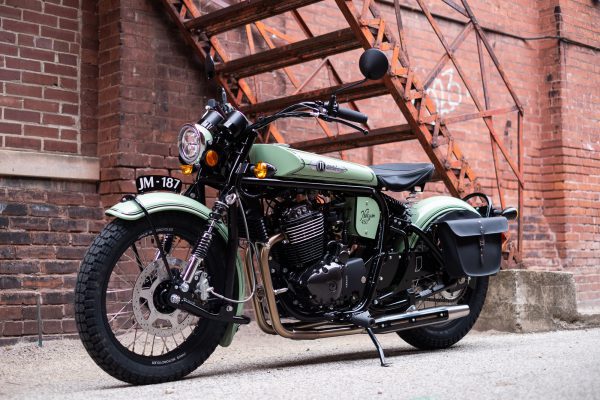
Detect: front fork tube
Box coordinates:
(179, 194, 237, 296)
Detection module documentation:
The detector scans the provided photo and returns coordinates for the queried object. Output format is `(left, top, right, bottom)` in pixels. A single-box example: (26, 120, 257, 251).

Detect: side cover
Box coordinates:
(249, 144, 378, 186)
(106, 192, 244, 347)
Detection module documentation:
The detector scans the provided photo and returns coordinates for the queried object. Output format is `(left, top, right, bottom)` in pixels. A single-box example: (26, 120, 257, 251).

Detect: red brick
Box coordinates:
(0, 260, 40, 274)
(0, 43, 18, 57)
(0, 307, 23, 321)
(22, 71, 59, 86)
(4, 135, 41, 150)
(60, 129, 79, 140)
(35, 37, 53, 49)
(61, 104, 78, 115)
(2, 321, 23, 336)
(2, 19, 40, 36)
(0, 30, 17, 44)
(44, 3, 78, 19)
(0, 68, 20, 81)
(23, 10, 58, 27)
(5, 56, 41, 72)
(5, 0, 42, 12)
(4, 108, 41, 123)
(24, 98, 60, 113)
(59, 17, 79, 31)
(19, 47, 54, 62)
(42, 113, 75, 126)
(58, 53, 78, 66)
(44, 62, 77, 76)
(17, 34, 35, 47)
(0, 96, 23, 108)
(0, 122, 22, 135)
(0, 5, 22, 19)
(5, 83, 43, 98)
(41, 26, 75, 42)
(44, 88, 78, 103)
(44, 139, 77, 153)
(24, 124, 60, 138)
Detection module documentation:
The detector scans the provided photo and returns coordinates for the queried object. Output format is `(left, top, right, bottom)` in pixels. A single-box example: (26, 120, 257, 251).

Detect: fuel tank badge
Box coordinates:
(310, 161, 348, 174)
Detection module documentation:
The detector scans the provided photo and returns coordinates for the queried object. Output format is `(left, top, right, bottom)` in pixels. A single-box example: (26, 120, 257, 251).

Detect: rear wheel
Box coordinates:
(397, 275, 488, 350)
(75, 212, 227, 384)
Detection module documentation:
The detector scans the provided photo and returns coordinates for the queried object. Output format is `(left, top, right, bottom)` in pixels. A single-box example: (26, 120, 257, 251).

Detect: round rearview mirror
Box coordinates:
(359, 48, 389, 80)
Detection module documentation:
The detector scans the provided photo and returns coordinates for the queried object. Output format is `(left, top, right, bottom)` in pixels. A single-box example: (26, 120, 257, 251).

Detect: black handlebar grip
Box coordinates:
(336, 107, 368, 124)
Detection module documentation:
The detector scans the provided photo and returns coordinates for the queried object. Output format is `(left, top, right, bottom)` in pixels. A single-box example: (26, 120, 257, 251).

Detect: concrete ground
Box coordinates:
(1, 325, 599, 400)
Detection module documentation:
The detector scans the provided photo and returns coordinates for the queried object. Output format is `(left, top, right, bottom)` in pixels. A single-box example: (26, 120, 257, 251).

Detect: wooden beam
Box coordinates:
(185, 0, 322, 36)
(218, 28, 360, 78)
(240, 79, 388, 115)
(292, 124, 416, 153)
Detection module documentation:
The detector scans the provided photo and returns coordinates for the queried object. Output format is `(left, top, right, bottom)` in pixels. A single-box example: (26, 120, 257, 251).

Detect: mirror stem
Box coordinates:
(332, 78, 367, 97)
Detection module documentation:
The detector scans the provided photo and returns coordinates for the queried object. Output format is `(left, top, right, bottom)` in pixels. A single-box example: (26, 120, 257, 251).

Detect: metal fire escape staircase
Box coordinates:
(156, 0, 524, 261)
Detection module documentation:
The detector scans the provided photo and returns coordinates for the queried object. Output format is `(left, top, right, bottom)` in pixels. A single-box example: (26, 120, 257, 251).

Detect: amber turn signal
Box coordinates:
(253, 162, 268, 179)
(253, 161, 276, 179)
(180, 164, 194, 175)
(205, 150, 219, 167)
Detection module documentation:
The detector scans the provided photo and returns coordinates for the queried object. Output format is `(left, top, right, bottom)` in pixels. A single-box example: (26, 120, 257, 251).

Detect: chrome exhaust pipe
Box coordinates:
(371, 305, 470, 334)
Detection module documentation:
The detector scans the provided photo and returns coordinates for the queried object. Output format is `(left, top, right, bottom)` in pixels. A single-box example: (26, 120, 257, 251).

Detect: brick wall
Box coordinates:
(0, 0, 105, 344)
(0, 0, 598, 342)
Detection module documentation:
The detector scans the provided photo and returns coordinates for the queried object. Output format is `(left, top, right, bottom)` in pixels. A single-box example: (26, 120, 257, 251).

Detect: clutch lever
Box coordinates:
(320, 114, 369, 135)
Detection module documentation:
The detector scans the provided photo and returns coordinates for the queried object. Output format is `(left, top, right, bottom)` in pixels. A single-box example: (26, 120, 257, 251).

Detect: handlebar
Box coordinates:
(245, 100, 369, 135)
(335, 107, 368, 124)
(323, 101, 368, 124)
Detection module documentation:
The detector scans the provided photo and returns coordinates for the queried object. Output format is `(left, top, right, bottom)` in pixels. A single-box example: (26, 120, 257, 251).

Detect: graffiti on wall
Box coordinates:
(424, 68, 469, 115)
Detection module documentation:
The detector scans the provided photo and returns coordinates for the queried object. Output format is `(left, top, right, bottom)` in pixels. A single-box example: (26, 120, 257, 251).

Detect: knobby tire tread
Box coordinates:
(75, 215, 226, 385)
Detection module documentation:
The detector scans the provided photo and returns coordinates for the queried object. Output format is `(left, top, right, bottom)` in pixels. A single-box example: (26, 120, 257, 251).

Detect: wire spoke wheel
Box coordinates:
(75, 212, 228, 384)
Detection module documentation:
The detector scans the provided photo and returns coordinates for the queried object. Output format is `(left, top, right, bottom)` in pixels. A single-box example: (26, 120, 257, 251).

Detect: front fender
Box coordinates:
(106, 192, 243, 347)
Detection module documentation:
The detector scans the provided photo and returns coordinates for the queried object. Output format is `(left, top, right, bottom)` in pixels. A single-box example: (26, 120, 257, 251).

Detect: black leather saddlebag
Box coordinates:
(436, 217, 508, 278)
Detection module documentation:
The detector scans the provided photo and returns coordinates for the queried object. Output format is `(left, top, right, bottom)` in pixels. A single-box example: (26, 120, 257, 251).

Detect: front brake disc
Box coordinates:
(132, 257, 196, 337)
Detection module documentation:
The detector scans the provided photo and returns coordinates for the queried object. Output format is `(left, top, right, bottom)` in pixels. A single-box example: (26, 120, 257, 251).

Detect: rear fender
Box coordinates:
(405, 196, 479, 249)
(106, 192, 244, 347)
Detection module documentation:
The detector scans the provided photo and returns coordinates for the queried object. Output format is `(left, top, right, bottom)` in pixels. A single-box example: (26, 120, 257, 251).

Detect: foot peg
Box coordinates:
(349, 311, 375, 328)
(366, 327, 391, 367)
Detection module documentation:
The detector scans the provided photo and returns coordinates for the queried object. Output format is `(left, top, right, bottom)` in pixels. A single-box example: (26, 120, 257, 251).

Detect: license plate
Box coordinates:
(136, 175, 182, 194)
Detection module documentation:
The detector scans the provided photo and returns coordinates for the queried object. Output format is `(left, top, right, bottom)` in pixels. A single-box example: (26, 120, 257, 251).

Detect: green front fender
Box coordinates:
(406, 195, 479, 248)
(106, 192, 244, 347)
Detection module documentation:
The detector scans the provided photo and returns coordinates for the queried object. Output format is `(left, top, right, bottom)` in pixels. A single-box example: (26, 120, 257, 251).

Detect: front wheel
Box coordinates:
(397, 276, 489, 350)
(75, 212, 228, 384)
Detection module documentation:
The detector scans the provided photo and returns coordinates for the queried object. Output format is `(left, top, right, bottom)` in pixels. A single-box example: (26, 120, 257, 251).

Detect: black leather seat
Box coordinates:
(370, 163, 435, 191)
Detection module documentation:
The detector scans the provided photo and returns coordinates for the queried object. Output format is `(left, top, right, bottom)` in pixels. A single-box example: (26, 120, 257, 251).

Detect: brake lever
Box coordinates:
(320, 115, 369, 135)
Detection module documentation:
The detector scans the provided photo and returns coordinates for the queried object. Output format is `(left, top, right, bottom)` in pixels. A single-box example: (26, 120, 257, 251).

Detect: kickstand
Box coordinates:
(366, 327, 391, 367)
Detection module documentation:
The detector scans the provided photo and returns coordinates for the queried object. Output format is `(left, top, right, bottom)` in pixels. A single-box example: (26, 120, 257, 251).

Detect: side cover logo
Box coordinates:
(310, 161, 348, 174)
(360, 209, 376, 225)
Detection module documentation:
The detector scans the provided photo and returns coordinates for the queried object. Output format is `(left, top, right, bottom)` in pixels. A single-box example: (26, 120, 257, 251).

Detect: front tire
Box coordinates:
(397, 276, 489, 350)
(75, 212, 227, 384)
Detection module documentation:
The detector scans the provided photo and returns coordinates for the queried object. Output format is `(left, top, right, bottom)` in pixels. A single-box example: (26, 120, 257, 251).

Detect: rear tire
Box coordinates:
(397, 276, 488, 350)
(75, 212, 228, 384)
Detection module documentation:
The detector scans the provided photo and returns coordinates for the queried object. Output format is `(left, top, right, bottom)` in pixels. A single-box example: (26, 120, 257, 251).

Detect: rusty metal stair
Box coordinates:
(217, 28, 360, 78)
(156, 0, 524, 256)
(184, 0, 322, 35)
(240, 79, 387, 115)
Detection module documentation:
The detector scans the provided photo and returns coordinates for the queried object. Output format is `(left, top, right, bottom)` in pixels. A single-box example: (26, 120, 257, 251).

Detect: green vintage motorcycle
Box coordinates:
(75, 49, 516, 384)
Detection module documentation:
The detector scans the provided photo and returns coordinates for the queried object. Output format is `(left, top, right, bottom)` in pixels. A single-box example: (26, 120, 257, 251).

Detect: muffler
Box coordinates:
(371, 305, 470, 334)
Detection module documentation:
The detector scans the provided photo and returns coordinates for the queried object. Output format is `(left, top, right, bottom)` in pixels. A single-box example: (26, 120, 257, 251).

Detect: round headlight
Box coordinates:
(177, 123, 212, 165)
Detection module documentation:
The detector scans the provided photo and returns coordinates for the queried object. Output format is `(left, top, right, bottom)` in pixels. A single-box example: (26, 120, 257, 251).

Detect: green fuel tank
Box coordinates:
(249, 144, 378, 186)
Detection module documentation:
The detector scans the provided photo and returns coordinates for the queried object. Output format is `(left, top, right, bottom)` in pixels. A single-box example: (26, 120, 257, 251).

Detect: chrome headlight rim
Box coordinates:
(177, 123, 213, 165)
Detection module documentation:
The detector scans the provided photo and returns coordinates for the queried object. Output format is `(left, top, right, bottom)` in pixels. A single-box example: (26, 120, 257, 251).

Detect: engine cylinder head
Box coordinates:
(278, 204, 325, 266)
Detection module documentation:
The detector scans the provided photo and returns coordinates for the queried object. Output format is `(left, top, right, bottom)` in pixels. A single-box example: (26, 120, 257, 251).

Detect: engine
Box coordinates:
(273, 202, 368, 309)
